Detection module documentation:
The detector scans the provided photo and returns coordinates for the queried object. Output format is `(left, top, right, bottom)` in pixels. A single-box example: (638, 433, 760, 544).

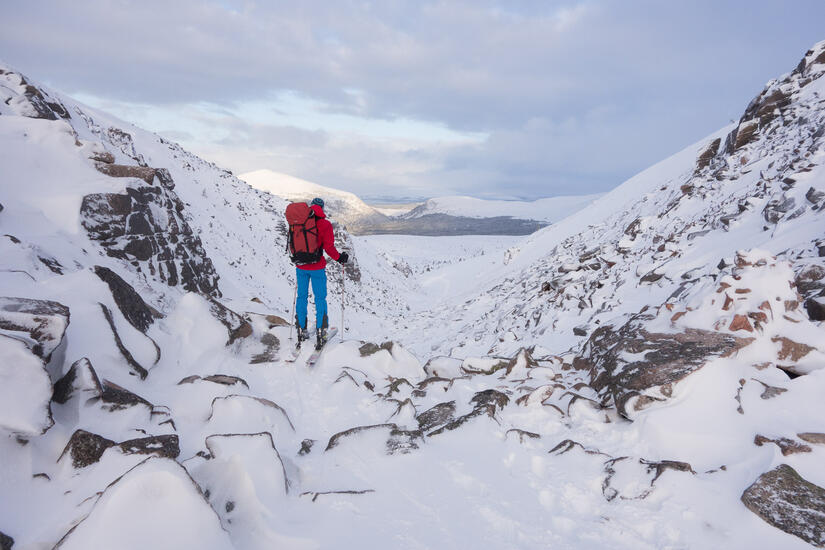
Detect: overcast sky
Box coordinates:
(2, 1, 824, 200)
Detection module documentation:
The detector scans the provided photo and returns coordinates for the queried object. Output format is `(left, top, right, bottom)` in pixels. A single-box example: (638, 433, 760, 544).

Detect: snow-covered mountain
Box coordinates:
(1, 40, 825, 550)
(240, 169, 554, 235)
(239, 169, 390, 233)
(402, 193, 602, 222)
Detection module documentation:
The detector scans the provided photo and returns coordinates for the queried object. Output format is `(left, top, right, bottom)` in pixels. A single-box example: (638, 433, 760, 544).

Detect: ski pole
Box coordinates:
(341, 261, 345, 342)
(290, 274, 297, 343)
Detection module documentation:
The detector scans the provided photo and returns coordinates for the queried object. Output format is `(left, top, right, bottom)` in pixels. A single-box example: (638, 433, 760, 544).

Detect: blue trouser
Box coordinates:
(295, 268, 328, 330)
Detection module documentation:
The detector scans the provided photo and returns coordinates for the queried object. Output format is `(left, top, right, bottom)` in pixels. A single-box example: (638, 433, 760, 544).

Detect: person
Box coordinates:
(295, 197, 349, 349)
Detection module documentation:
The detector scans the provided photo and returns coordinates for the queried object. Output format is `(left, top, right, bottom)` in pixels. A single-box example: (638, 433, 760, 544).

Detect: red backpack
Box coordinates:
(285, 202, 323, 265)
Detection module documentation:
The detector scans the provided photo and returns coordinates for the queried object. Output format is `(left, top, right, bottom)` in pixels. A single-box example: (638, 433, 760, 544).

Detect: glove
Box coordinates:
(337, 251, 349, 264)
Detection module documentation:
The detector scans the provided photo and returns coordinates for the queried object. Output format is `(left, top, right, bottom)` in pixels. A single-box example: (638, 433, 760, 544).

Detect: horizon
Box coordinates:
(2, 2, 824, 201)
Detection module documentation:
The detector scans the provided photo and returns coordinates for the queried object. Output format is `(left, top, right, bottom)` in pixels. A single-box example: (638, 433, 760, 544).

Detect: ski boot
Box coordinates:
(315, 327, 328, 350)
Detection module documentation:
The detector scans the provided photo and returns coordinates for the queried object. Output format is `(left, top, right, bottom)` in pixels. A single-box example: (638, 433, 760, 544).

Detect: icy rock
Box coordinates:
(574, 315, 752, 418)
(416, 401, 456, 432)
(0, 335, 53, 435)
(741, 464, 825, 547)
(206, 296, 252, 344)
(0, 296, 70, 361)
(807, 187, 825, 204)
(118, 435, 180, 459)
(0, 531, 13, 550)
(54, 458, 234, 550)
(93, 266, 158, 332)
(58, 429, 116, 468)
(325, 423, 423, 455)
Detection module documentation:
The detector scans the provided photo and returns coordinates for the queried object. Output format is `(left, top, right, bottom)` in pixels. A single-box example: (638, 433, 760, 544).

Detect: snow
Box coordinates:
(2, 42, 825, 550)
(404, 193, 603, 222)
(0, 335, 53, 434)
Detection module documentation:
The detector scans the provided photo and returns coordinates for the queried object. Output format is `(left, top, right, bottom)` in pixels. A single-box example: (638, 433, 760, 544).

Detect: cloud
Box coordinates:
(3, 0, 825, 199)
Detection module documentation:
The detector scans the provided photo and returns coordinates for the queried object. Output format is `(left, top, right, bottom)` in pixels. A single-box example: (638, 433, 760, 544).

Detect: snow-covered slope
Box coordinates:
(2, 40, 825, 550)
(239, 169, 390, 233)
(402, 193, 602, 222)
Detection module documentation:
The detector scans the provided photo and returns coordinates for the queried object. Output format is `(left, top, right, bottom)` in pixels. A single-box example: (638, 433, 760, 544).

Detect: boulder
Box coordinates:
(52, 358, 103, 404)
(93, 266, 158, 333)
(416, 401, 456, 432)
(0, 296, 70, 361)
(741, 464, 825, 547)
(574, 314, 752, 418)
(58, 429, 116, 468)
(807, 187, 825, 204)
(98, 380, 153, 412)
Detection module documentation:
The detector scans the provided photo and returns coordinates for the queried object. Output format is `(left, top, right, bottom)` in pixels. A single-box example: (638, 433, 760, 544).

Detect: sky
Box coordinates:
(2, 1, 824, 201)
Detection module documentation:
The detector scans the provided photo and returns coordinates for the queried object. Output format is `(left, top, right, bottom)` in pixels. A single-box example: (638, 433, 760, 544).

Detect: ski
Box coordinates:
(307, 327, 338, 367)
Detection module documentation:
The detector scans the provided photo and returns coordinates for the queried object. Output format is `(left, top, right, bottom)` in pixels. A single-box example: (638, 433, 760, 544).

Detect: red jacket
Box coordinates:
(298, 204, 341, 270)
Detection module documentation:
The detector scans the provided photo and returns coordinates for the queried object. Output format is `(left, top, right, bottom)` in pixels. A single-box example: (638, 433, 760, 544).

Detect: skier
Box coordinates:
(292, 197, 349, 349)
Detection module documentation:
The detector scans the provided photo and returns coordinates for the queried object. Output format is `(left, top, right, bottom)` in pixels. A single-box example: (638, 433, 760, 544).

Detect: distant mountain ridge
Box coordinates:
(239, 169, 596, 235)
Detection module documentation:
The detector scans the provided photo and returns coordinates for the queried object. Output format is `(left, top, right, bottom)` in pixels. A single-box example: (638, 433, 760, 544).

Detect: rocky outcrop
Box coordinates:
(93, 266, 158, 332)
(0, 297, 70, 361)
(742, 464, 825, 547)
(80, 179, 220, 297)
(574, 314, 751, 418)
(59, 429, 116, 468)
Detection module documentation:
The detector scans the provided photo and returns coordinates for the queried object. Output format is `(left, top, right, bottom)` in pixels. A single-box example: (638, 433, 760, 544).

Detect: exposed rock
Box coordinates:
(250, 332, 280, 364)
(573, 326, 588, 337)
(80, 184, 220, 296)
(695, 138, 721, 170)
(58, 429, 116, 468)
(118, 434, 180, 459)
(93, 266, 158, 332)
(99, 303, 148, 379)
(734, 119, 759, 150)
(505, 429, 540, 443)
(206, 297, 252, 344)
(201, 374, 249, 388)
(299, 439, 315, 455)
(548, 439, 609, 456)
(798, 433, 825, 446)
(640, 271, 664, 284)
(772, 336, 815, 361)
(264, 314, 289, 327)
(751, 378, 787, 400)
(574, 314, 752, 418)
(359, 341, 394, 357)
(762, 195, 796, 224)
(416, 401, 456, 432)
(52, 358, 102, 404)
(89, 150, 115, 164)
(807, 187, 825, 204)
(796, 264, 825, 294)
(0, 296, 70, 361)
(98, 380, 153, 412)
(325, 423, 422, 454)
(741, 464, 825, 547)
(754, 435, 812, 455)
(470, 389, 509, 412)
(94, 162, 157, 184)
(805, 297, 825, 321)
(0, 531, 13, 550)
(729, 314, 754, 332)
